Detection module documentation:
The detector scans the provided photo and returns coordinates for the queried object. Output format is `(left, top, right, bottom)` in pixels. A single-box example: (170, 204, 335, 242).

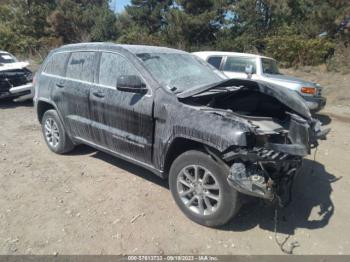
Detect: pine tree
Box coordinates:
(164, 0, 229, 50)
(125, 0, 173, 34)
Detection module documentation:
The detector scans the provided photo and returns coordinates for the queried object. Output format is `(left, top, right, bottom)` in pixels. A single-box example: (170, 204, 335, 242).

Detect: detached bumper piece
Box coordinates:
(224, 147, 302, 207)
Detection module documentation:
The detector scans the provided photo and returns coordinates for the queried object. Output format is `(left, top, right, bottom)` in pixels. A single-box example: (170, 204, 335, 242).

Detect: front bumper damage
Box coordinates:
(225, 148, 302, 206)
(224, 113, 330, 207)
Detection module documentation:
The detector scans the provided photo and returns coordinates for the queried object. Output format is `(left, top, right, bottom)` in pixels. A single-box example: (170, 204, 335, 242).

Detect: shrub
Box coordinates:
(264, 35, 335, 67)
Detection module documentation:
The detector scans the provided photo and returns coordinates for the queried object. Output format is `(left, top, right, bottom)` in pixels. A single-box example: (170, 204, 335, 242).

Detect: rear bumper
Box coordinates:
(303, 95, 327, 113)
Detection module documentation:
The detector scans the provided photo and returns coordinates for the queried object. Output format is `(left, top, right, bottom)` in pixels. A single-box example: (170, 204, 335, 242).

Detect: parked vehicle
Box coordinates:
(0, 51, 34, 102)
(34, 43, 329, 227)
(193, 51, 327, 113)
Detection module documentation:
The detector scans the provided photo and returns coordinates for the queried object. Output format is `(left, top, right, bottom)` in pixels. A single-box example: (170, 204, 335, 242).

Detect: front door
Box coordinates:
(89, 52, 154, 164)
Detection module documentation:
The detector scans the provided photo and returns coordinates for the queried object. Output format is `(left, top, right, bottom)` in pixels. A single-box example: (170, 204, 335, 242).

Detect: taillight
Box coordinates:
(301, 87, 316, 95)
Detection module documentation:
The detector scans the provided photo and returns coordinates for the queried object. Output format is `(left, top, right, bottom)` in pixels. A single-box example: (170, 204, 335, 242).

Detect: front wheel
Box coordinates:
(169, 150, 240, 227)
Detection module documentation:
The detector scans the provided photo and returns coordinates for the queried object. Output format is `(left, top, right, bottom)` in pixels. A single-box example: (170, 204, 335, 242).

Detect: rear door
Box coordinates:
(51, 51, 97, 141)
(89, 52, 154, 164)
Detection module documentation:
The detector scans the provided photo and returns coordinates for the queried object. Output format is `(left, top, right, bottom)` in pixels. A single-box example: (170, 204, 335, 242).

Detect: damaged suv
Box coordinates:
(34, 43, 329, 227)
(0, 51, 33, 101)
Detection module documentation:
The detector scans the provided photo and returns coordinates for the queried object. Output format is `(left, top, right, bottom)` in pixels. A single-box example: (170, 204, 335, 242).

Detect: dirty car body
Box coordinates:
(34, 43, 329, 226)
(0, 51, 34, 101)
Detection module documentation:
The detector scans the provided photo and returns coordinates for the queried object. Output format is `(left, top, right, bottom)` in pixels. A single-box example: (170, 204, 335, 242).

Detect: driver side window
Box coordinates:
(99, 52, 140, 87)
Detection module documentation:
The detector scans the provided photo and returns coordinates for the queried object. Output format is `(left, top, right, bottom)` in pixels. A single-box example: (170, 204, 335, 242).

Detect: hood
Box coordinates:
(177, 78, 312, 120)
(0, 61, 29, 72)
(264, 73, 317, 87)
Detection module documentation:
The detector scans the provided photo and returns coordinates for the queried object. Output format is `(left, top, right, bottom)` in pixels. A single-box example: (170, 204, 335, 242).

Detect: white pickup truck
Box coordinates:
(193, 51, 326, 112)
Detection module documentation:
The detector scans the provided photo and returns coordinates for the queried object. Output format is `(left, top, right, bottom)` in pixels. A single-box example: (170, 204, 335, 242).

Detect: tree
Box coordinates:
(164, 0, 230, 50)
(0, 0, 56, 53)
(125, 0, 173, 34)
(48, 0, 118, 43)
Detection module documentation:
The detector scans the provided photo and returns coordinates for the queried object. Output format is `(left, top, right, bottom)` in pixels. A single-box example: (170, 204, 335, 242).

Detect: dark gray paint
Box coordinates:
(34, 42, 329, 205)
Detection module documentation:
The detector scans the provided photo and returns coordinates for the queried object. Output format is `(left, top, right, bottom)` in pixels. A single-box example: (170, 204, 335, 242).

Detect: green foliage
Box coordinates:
(264, 36, 335, 67)
(0, 0, 349, 68)
(0, 0, 118, 55)
(125, 0, 172, 34)
(48, 0, 118, 43)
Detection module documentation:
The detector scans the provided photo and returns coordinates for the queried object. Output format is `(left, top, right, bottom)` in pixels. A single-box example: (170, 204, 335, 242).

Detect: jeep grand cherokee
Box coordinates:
(34, 43, 329, 227)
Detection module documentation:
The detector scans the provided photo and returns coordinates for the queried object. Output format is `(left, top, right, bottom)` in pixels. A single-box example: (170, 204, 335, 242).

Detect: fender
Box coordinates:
(35, 98, 73, 138)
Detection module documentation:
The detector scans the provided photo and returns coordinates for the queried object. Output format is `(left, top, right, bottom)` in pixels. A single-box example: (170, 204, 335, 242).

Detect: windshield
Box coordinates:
(0, 53, 16, 64)
(136, 53, 226, 93)
(262, 58, 280, 74)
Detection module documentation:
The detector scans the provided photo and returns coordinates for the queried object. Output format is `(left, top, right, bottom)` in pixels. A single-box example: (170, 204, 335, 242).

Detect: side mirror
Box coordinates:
(245, 65, 253, 79)
(116, 75, 147, 94)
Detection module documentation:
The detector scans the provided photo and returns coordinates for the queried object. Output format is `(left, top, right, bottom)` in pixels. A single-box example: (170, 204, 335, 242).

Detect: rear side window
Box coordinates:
(207, 56, 223, 69)
(99, 52, 139, 87)
(223, 56, 256, 73)
(44, 52, 70, 76)
(66, 52, 96, 82)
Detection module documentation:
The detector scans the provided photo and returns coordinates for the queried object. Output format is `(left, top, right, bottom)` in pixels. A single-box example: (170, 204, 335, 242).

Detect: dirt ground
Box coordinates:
(1, 69, 350, 255)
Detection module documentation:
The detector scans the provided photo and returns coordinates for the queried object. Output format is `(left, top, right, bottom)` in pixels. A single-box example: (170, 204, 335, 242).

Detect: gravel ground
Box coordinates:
(0, 101, 349, 255)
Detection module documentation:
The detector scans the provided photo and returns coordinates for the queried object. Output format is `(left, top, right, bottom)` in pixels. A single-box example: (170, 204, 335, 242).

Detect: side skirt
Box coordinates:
(74, 137, 164, 178)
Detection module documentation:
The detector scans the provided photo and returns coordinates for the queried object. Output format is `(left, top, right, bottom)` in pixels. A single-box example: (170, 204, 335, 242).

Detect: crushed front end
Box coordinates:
(0, 63, 33, 101)
(178, 78, 330, 207)
(223, 113, 329, 207)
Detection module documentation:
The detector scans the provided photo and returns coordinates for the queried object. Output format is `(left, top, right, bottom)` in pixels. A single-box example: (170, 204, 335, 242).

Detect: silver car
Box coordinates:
(193, 51, 326, 112)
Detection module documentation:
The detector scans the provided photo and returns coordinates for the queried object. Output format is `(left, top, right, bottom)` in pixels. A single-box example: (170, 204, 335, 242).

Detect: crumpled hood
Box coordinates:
(264, 73, 318, 87)
(0, 62, 29, 72)
(177, 78, 312, 120)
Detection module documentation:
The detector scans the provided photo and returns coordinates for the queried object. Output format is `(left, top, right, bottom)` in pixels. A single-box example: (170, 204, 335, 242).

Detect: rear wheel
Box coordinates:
(169, 150, 240, 227)
(41, 110, 74, 154)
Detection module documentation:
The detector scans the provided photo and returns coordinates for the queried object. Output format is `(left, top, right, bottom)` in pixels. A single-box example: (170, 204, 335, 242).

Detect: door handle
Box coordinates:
(92, 91, 105, 98)
(56, 82, 64, 88)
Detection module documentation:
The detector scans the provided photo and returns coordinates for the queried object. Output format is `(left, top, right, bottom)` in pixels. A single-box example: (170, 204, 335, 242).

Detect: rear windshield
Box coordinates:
(0, 53, 16, 64)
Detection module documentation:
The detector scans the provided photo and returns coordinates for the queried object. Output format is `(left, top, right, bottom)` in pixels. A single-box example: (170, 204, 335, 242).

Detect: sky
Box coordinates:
(110, 0, 131, 13)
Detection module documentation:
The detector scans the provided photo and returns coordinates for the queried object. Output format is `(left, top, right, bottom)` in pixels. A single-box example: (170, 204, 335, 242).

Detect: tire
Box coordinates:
(169, 150, 240, 227)
(41, 109, 74, 154)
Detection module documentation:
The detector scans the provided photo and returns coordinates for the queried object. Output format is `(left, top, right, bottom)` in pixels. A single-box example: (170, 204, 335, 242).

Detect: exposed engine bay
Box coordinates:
(180, 83, 330, 207)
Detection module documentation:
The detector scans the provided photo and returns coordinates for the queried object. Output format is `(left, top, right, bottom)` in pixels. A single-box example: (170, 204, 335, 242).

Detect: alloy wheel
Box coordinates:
(44, 118, 60, 148)
(176, 165, 221, 216)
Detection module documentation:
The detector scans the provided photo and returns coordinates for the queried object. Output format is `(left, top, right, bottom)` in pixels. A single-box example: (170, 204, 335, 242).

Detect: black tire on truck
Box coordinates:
(169, 150, 240, 227)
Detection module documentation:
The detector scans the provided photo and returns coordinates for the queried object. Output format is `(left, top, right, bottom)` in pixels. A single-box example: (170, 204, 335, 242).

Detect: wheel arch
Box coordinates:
(36, 99, 57, 123)
(163, 137, 223, 178)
